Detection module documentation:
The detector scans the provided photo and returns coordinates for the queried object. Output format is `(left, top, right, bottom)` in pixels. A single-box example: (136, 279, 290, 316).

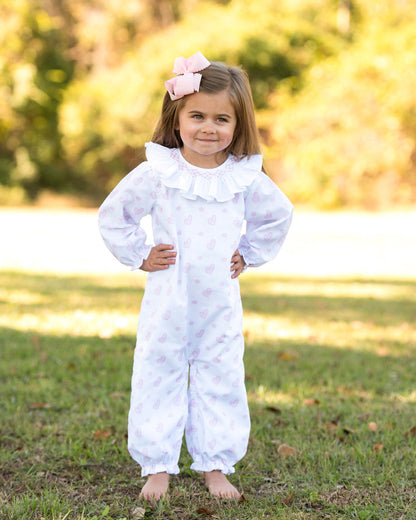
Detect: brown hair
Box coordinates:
(152, 61, 261, 158)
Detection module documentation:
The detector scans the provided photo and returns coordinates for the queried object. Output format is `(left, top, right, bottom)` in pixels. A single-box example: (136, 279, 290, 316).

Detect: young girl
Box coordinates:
(98, 51, 293, 501)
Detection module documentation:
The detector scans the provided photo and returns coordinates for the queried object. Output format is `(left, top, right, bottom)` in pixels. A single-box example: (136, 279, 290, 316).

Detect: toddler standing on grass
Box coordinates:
(98, 51, 293, 501)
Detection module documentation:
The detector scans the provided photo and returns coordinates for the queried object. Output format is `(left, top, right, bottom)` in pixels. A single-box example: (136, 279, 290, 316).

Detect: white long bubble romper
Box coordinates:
(98, 142, 293, 476)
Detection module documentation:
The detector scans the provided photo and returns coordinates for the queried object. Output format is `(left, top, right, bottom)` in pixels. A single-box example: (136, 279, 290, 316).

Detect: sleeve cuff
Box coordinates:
(130, 244, 153, 271)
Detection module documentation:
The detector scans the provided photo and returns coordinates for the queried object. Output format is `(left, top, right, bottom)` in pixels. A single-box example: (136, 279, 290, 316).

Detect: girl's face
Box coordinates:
(177, 90, 236, 168)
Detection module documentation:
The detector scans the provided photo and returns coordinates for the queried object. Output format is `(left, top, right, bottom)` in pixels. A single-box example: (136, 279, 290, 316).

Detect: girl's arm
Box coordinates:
(98, 164, 156, 270)
(238, 173, 293, 269)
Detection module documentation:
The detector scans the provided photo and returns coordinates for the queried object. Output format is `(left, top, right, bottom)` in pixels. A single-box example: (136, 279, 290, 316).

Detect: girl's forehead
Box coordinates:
(182, 90, 235, 114)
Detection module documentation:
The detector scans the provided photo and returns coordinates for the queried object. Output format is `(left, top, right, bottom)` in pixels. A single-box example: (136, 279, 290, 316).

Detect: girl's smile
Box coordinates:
(177, 90, 237, 168)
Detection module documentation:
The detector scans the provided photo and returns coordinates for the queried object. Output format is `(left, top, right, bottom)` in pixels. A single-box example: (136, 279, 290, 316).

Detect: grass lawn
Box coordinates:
(0, 270, 415, 519)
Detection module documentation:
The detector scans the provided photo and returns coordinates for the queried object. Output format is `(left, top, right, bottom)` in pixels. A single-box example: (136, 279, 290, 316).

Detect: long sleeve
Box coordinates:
(98, 163, 157, 269)
(238, 173, 293, 268)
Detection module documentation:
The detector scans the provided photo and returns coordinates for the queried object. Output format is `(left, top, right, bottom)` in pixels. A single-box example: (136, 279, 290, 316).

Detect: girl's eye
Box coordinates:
(217, 117, 228, 123)
(192, 114, 203, 120)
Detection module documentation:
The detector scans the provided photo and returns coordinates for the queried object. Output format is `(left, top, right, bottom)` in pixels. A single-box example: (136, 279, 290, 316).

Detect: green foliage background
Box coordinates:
(1, 0, 415, 208)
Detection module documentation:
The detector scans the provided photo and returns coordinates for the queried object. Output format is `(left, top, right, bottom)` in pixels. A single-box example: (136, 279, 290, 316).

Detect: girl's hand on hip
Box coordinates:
(230, 249, 246, 279)
(140, 244, 176, 272)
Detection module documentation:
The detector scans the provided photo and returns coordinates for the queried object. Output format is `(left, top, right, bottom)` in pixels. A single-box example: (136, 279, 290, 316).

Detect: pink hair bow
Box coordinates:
(165, 51, 211, 101)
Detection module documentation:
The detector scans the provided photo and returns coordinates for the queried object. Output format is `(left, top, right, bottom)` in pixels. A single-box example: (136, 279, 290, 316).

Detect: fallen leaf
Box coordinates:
(132, 506, 146, 519)
(304, 398, 320, 406)
(29, 403, 51, 409)
(281, 491, 295, 506)
(326, 421, 339, 434)
(265, 406, 282, 414)
(368, 422, 378, 432)
(110, 392, 125, 398)
(93, 429, 111, 439)
(196, 507, 217, 517)
(374, 442, 384, 452)
(278, 444, 301, 457)
(331, 414, 343, 424)
(404, 426, 416, 438)
(238, 492, 247, 503)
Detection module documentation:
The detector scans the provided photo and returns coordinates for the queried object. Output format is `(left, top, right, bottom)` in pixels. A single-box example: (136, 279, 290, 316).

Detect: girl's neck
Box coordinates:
(180, 148, 229, 169)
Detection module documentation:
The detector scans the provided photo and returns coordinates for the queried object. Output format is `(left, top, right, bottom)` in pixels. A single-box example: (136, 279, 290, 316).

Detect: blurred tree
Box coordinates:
(271, 0, 416, 208)
(1, 0, 75, 199)
(0, 0, 415, 208)
(337, 0, 351, 34)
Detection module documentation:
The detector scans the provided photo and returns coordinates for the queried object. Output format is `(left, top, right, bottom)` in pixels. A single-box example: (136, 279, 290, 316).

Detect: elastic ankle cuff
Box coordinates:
(141, 463, 180, 477)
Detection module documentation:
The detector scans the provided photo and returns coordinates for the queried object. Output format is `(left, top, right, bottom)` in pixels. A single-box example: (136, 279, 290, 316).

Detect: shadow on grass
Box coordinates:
(245, 338, 416, 406)
(241, 275, 416, 327)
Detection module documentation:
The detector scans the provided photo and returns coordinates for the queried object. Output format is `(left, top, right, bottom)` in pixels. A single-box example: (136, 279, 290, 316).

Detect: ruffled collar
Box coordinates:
(145, 142, 262, 202)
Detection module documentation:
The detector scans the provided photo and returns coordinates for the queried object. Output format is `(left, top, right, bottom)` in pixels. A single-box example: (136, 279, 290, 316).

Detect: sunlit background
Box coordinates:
(1, 0, 415, 210)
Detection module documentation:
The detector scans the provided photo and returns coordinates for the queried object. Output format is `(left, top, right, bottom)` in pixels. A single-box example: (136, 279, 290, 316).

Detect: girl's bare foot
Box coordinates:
(204, 470, 241, 499)
(139, 472, 170, 501)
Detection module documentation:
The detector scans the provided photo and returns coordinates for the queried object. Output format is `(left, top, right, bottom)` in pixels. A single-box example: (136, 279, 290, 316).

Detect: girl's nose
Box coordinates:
(201, 121, 215, 133)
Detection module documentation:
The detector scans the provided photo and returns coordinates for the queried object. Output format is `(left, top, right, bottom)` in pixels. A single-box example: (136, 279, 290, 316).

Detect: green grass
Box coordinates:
(0, 271, 415, 519)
